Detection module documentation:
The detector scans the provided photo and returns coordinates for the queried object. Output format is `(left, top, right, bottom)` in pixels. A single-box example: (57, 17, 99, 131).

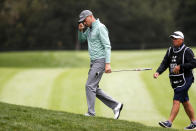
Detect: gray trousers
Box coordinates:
(86, 58, 119, 115)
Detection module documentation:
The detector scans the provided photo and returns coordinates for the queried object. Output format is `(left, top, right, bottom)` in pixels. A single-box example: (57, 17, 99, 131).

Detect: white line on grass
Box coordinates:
(98, 72, 166, 126)
(0, 68, 64, 108)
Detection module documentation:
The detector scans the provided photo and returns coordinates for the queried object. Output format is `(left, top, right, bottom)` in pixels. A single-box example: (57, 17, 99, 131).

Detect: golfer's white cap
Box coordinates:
(169, 31, 184, 39)
(78, 10, 93, 23)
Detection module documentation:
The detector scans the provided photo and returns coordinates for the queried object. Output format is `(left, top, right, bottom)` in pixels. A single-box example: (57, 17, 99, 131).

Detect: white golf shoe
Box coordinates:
(84, 113, 95, 117)
(113, 103, 123, 119)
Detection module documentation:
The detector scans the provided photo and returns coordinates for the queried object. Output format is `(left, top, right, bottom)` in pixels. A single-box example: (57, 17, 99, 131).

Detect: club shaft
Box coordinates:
(112, 68, 152, 72)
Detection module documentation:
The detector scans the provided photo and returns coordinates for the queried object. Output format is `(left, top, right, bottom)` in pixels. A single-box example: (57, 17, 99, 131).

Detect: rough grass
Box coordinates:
(0, 101, 178, 131)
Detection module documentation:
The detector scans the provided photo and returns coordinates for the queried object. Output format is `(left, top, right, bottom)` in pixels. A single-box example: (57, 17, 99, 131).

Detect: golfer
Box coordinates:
(154, 31, 196, 130)
(78, 10, 123, 119)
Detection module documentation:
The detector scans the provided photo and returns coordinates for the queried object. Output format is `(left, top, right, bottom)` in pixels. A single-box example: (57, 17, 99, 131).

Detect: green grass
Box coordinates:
(0, 51, 89, 68)
(0, 50, 196, 130)
(0, 101, 178, 131)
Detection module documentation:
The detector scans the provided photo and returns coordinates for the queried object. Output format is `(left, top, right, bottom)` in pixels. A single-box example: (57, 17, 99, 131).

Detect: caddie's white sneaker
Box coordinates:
(184, 122, 196, 130)
(159, 121, 172, 128)
(113, 103, 123, 119)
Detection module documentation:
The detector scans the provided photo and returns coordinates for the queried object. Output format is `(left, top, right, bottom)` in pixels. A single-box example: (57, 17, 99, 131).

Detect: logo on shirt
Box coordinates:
(171, 56, 177, 62)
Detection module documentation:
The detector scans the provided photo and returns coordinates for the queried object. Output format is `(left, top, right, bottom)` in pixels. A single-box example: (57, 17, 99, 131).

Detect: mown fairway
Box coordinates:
(0, 50, 196, 129)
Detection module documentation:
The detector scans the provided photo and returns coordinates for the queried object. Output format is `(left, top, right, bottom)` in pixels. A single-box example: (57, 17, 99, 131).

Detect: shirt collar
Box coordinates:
(174, 43, 184, 51)
(90, 19, 100, 29)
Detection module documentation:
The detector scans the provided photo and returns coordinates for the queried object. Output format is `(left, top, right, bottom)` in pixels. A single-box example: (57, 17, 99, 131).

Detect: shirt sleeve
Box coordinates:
(78, 30, 87, 43)
(180, 48, 196, 70)
(99, 25, 111, 63)
(156, 48, 170, 74)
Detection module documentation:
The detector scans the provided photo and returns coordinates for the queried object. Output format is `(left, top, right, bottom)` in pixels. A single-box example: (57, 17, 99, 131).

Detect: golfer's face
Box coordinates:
(172, 38, 183, 47)
(83, 16, 92, 27)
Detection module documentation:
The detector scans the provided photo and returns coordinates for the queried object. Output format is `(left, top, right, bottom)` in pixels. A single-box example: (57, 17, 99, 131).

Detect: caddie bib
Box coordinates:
(168, 45, 188, 89)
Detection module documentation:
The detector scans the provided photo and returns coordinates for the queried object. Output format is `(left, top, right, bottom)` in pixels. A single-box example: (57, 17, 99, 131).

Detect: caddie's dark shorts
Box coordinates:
(173, 77, 194, 103)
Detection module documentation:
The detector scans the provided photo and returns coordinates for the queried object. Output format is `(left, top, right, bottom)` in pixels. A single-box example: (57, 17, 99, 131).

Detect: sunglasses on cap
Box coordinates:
(173, 33, 181, 37)
(171, 37, 178, 40)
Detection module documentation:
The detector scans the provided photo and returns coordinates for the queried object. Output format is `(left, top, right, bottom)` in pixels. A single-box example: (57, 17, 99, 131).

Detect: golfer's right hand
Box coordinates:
(105, 63, 111, 73)
(153, 72, 159, 79)
(78, 23, 85, 32)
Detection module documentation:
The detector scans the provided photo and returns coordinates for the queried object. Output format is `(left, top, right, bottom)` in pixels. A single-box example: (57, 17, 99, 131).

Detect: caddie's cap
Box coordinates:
(78, 10, 93, 23)
(169, 31, 184, 39)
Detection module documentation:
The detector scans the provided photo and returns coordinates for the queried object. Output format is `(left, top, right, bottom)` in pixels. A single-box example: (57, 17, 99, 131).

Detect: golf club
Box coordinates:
(96, 68, 152, 77)
(112, 68, 152, 72)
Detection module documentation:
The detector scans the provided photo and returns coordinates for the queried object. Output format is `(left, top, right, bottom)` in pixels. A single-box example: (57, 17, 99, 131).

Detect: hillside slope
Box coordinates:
(0, 102, 178, 131)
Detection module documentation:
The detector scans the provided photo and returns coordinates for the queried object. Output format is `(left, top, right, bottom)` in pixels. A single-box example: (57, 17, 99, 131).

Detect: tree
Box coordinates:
(175, 0, 196, 45)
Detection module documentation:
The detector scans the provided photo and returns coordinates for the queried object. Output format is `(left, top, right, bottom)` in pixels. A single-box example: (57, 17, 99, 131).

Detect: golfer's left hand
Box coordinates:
(173, 65, 180, 74)
(105, 63, 111, 73)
